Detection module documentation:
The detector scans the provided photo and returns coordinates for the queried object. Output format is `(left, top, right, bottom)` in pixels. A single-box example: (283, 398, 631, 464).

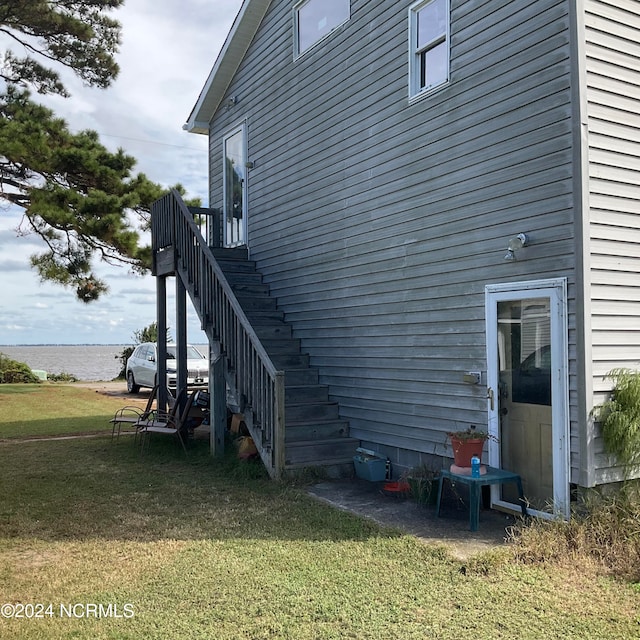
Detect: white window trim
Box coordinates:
(408, 0, 450, 103)
(293, 0, 350, 60)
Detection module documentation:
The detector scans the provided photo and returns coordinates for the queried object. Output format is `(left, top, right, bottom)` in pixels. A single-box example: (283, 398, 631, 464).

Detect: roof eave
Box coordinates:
(184, 0, 273, 134)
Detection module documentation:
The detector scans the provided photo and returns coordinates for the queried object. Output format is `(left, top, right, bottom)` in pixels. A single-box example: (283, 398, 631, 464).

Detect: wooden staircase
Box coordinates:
(151, 190, 359, 477)
(213, 247, 358, 472)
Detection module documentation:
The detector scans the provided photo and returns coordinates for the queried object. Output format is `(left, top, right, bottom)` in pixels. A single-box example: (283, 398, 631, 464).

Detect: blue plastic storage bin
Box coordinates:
(353, 448, 386, 481)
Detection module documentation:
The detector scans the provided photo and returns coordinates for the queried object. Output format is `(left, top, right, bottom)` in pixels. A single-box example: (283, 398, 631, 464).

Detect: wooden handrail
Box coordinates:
(151, 189, 285, 478)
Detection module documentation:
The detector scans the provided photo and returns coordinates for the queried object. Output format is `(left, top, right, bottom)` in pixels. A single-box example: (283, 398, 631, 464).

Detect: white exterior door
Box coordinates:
(485, 279, 570, 519)
(223, 123, 247, 247)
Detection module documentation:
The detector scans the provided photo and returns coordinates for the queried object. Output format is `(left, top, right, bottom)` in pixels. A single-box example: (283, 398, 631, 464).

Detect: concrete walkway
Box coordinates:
(308, 477, 521, 560)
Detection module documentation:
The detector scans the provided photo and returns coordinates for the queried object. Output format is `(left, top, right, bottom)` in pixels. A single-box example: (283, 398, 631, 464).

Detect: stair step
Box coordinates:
(284, 384, 329, 403)
(231, 282, 270, 295)
(284, 437, 359, 467)
(273, 353, 310, 369)
(224, 272, 264, 285)
(285, 420, 349, 442)
(202, 243, 357, 474)
(262, 337, 301, 355)
(284, 368, 319, 385)
(254, 324, 293, 340)
(212, 247, 248, 260)
(245, 310, 286, 324)
(235, 295, 277, 311)
(286, 401, 340, 422)
(217, 259, 257, 273)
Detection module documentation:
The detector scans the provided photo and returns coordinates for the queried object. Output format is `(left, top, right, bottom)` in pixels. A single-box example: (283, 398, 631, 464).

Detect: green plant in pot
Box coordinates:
(592, 368, 640, 479)
(404, 465, 440, 505)
(446, 425, 494, 467)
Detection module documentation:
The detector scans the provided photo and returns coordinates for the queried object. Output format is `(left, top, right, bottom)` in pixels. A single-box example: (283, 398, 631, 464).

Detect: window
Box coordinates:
(409, 0, 449, 99)
(295, 0, 350, 57)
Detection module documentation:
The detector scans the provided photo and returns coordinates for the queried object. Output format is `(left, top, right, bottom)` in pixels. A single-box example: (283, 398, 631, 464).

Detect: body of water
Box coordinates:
(0, 345, 127, 381)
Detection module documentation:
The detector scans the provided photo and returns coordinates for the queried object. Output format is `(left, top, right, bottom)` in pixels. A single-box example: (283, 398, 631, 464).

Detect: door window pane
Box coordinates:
(224, 129, 245, 246)
(499, 300, 552, 406)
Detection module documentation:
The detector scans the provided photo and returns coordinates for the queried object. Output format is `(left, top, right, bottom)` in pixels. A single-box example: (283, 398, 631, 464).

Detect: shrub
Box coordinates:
(47, 372, 78, 382)
(0, 354, 40, 384)
(592, 368, 640, 477)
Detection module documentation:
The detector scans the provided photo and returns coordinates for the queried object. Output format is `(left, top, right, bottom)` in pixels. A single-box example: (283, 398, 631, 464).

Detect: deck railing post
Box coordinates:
(273, 371, 286, 479)
(209, 349, 225, 457)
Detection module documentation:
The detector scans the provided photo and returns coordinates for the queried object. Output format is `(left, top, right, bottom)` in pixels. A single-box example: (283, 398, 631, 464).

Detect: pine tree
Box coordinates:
(0, 1, 182, 301)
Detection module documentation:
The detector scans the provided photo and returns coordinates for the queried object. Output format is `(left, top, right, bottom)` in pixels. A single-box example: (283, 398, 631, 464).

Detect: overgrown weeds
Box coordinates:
(509, 482, 640, 582)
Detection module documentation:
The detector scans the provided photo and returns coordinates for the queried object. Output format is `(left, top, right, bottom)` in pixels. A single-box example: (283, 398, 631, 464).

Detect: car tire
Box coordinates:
(127, 371, 140, 394)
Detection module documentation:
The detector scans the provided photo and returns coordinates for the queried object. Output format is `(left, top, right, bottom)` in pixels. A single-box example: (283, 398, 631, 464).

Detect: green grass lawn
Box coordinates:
(0, 383, 139, 438)
(0, 386, 638, 639)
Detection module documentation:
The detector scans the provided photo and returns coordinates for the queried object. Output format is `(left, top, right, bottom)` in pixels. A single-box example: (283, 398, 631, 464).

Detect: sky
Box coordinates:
(0, 0, 243, 345)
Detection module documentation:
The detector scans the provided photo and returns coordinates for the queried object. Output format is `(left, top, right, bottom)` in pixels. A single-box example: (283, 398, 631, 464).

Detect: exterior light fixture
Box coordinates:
(504, 233, 528, 261)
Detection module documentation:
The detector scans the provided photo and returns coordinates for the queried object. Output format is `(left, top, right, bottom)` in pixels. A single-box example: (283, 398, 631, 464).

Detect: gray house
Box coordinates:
(152, 0, 640, 518)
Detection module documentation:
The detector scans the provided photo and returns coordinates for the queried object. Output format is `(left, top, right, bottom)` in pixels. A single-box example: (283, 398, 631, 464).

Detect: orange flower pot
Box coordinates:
(449, 436, 485, 467)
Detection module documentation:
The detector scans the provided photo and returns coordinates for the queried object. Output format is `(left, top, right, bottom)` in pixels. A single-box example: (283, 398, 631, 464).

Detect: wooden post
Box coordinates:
(157, 276, 168, 412)
(273, 371, 286, 479)
(175, 275, 188, 395)
(209, 346, 226, 457)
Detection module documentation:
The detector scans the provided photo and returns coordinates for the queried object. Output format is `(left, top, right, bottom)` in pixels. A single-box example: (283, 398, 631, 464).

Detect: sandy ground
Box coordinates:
(71, 381, 152, 402)
(71, 380, 127, 392)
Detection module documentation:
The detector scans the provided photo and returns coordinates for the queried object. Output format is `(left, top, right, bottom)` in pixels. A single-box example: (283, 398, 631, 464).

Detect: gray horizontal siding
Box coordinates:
(208, 1, 577, 462)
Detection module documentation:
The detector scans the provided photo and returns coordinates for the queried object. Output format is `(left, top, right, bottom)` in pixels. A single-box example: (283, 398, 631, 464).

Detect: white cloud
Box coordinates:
(0, 0, 241, 344)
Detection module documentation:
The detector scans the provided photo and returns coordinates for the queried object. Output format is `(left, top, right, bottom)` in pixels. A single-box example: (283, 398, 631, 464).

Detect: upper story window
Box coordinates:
(409, 0, 449, 100)
(294, 0, 350, 57)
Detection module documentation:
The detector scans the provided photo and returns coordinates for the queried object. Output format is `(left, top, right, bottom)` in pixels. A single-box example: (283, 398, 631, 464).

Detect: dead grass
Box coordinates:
(508, 484, 640, 583)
